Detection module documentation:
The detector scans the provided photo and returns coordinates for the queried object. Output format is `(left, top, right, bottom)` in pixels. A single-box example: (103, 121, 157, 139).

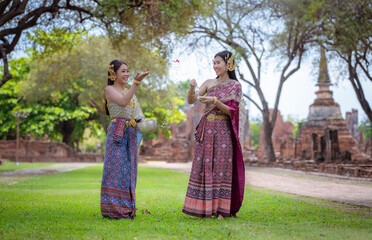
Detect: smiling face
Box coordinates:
(115, 63, 130, 84)
(213, 56, 228, 76)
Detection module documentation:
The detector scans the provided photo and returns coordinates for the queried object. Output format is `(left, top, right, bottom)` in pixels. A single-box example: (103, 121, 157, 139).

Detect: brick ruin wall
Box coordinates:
(0, 140, 103, 162)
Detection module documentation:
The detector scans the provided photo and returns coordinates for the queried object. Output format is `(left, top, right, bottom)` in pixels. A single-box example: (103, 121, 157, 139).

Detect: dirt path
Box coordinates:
(142, 161, 372, 208)
(0, 163, 95, 176)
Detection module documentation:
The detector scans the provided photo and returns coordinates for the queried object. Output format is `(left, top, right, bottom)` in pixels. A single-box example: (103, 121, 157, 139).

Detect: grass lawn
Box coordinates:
(0, 164, 371, 239)
(0, 160, 55, 172)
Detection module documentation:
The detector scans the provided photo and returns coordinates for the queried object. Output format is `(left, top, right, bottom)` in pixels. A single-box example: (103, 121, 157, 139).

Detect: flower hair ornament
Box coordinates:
(106, 64, 116, 81)
(225, 53, 238, 71)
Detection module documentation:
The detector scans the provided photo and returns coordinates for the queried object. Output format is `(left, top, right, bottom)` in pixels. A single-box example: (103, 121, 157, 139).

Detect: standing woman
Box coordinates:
(100, 59, 149, 219)
(182, 50, 245, 219)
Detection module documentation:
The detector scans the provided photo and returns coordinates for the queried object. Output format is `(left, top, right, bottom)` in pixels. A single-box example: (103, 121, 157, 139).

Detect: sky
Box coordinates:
(168, 46, 372, 123)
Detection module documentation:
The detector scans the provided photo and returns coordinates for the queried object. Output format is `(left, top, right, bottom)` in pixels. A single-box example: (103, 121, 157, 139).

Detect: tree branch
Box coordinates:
(243, 93, 263, 112)
(0, 42, 13, 88)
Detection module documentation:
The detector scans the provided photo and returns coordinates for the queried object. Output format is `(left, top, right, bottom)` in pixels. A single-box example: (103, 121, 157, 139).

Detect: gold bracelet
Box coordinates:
(133, 80, 141, 85)
(212, 96, 217, 105)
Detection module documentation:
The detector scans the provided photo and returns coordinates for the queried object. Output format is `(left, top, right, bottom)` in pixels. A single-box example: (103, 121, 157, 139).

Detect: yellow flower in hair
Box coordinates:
(225, 54, 237, 71)
(106, 64, 116, 81)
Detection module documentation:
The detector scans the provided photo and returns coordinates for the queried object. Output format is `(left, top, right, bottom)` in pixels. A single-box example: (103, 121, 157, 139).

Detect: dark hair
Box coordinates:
(105, 59, 127, 115)
(214, 50, 238, 81)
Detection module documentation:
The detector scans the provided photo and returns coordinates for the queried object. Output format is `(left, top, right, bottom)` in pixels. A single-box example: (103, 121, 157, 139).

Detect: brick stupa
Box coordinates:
(296, 47, 363, 162)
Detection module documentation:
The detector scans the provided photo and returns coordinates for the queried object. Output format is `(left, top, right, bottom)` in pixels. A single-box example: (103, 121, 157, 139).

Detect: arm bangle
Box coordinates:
(133, 80, 141, 85)
(212, 96, 217, 105)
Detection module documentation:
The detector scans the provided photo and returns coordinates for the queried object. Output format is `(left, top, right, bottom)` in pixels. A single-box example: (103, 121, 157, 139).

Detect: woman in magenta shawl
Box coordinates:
(182, 50, 245, 219)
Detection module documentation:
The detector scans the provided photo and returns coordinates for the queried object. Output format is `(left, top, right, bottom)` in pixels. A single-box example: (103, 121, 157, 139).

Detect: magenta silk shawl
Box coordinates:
(203, 80, 245, 215)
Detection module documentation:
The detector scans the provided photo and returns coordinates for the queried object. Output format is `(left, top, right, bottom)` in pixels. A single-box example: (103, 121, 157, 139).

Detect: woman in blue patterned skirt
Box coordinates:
(100, 59, 149, 219)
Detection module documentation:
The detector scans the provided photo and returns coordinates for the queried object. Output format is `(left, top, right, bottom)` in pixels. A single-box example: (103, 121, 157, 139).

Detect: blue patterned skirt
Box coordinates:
(100, 119, 139, 219)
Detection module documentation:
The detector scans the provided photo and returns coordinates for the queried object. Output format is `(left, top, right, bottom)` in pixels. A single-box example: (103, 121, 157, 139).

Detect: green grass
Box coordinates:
(0, 164, 371, 239)
(0, 160, 54, 172)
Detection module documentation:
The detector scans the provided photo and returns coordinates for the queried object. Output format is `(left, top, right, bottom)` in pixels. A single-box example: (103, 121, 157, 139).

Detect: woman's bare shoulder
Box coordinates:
(201, 79, 216, 86)
(105, 85, 113, 92)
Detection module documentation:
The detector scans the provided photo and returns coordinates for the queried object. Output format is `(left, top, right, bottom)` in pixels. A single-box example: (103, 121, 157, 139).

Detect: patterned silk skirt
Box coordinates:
(183, 113, 233, 218)
(100, 120, 138, 219)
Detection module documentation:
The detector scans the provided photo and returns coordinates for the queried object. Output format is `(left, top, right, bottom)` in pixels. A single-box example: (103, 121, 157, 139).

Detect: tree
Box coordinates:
(0, 0, 214, 88)
(20, 28, 186, 140)
(0, 57, 96, 149)
(19, 29, 168, 131)
(190, 0, 317, 162)
(316, 0, 372, 123)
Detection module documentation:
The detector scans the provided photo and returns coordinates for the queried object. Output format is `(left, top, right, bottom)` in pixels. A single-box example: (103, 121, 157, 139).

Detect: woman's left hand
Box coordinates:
(199, 96, 216, 105)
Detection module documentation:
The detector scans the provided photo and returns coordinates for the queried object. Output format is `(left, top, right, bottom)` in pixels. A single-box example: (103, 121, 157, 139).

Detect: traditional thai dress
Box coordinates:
(183, 80, 245, 218)
(100, 89, 144, 219)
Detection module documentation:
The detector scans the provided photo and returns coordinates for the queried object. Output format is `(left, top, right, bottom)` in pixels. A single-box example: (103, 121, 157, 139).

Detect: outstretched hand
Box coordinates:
(134, 72, 150, 83)
(190, 79, 197, 89)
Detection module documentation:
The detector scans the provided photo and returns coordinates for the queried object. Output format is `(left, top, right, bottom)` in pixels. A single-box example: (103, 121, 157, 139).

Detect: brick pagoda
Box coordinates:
(296, 47, 364, 162)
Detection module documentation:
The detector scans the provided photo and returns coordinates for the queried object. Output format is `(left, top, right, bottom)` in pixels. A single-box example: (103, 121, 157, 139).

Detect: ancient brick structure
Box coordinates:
(245, 47, 372, 178)
(0, 140, 103, 162)
(295, 48, 365, 163)
(259, 109, 294, 159)
(345, 109, 359, 146)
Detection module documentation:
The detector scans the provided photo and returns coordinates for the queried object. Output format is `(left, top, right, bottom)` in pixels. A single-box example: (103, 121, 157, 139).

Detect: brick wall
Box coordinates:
(0, 140, 103, 162)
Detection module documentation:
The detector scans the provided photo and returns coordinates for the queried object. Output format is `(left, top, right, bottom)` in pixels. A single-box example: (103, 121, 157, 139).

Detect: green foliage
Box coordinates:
(269, 0, 319, 55)
(95, 0, 215, 40)
(284, 115, 306, 138)
(26, 28, 87, 58)
(293, 120, 306, 138)
(137, 82, 186, 139)
(0, 165, 371, 239)
(249, 118, 262, 149)
(177, 79, 191, 98)
(20, 28, 187, 141)
(0, 55, 97, 146)
(0, 79, 96, 143)
(318, 0, 372, 53)
(359, 118, 372, 141)
(21, 30, 168, 107)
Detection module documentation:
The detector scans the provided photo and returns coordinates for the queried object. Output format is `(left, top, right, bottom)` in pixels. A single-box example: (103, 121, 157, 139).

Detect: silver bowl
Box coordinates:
(137, 119, 157, 134)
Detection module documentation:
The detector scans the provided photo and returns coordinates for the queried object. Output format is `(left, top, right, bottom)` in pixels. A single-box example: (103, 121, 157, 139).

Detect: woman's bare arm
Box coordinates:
(106, 72, 149, 107)
(106, 85, 138, 107)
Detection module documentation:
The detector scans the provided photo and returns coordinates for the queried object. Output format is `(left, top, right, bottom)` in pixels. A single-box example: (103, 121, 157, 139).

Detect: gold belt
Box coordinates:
(110, 118, 137, 127)
(206, 114, 229, 122)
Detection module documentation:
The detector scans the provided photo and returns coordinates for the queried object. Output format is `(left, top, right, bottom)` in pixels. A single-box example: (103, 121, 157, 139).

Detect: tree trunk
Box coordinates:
(348, 68, 372, 123)
(262, 114, 276, 163)
(349, 73, 372, 122)
(60, 120, 74, 149)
